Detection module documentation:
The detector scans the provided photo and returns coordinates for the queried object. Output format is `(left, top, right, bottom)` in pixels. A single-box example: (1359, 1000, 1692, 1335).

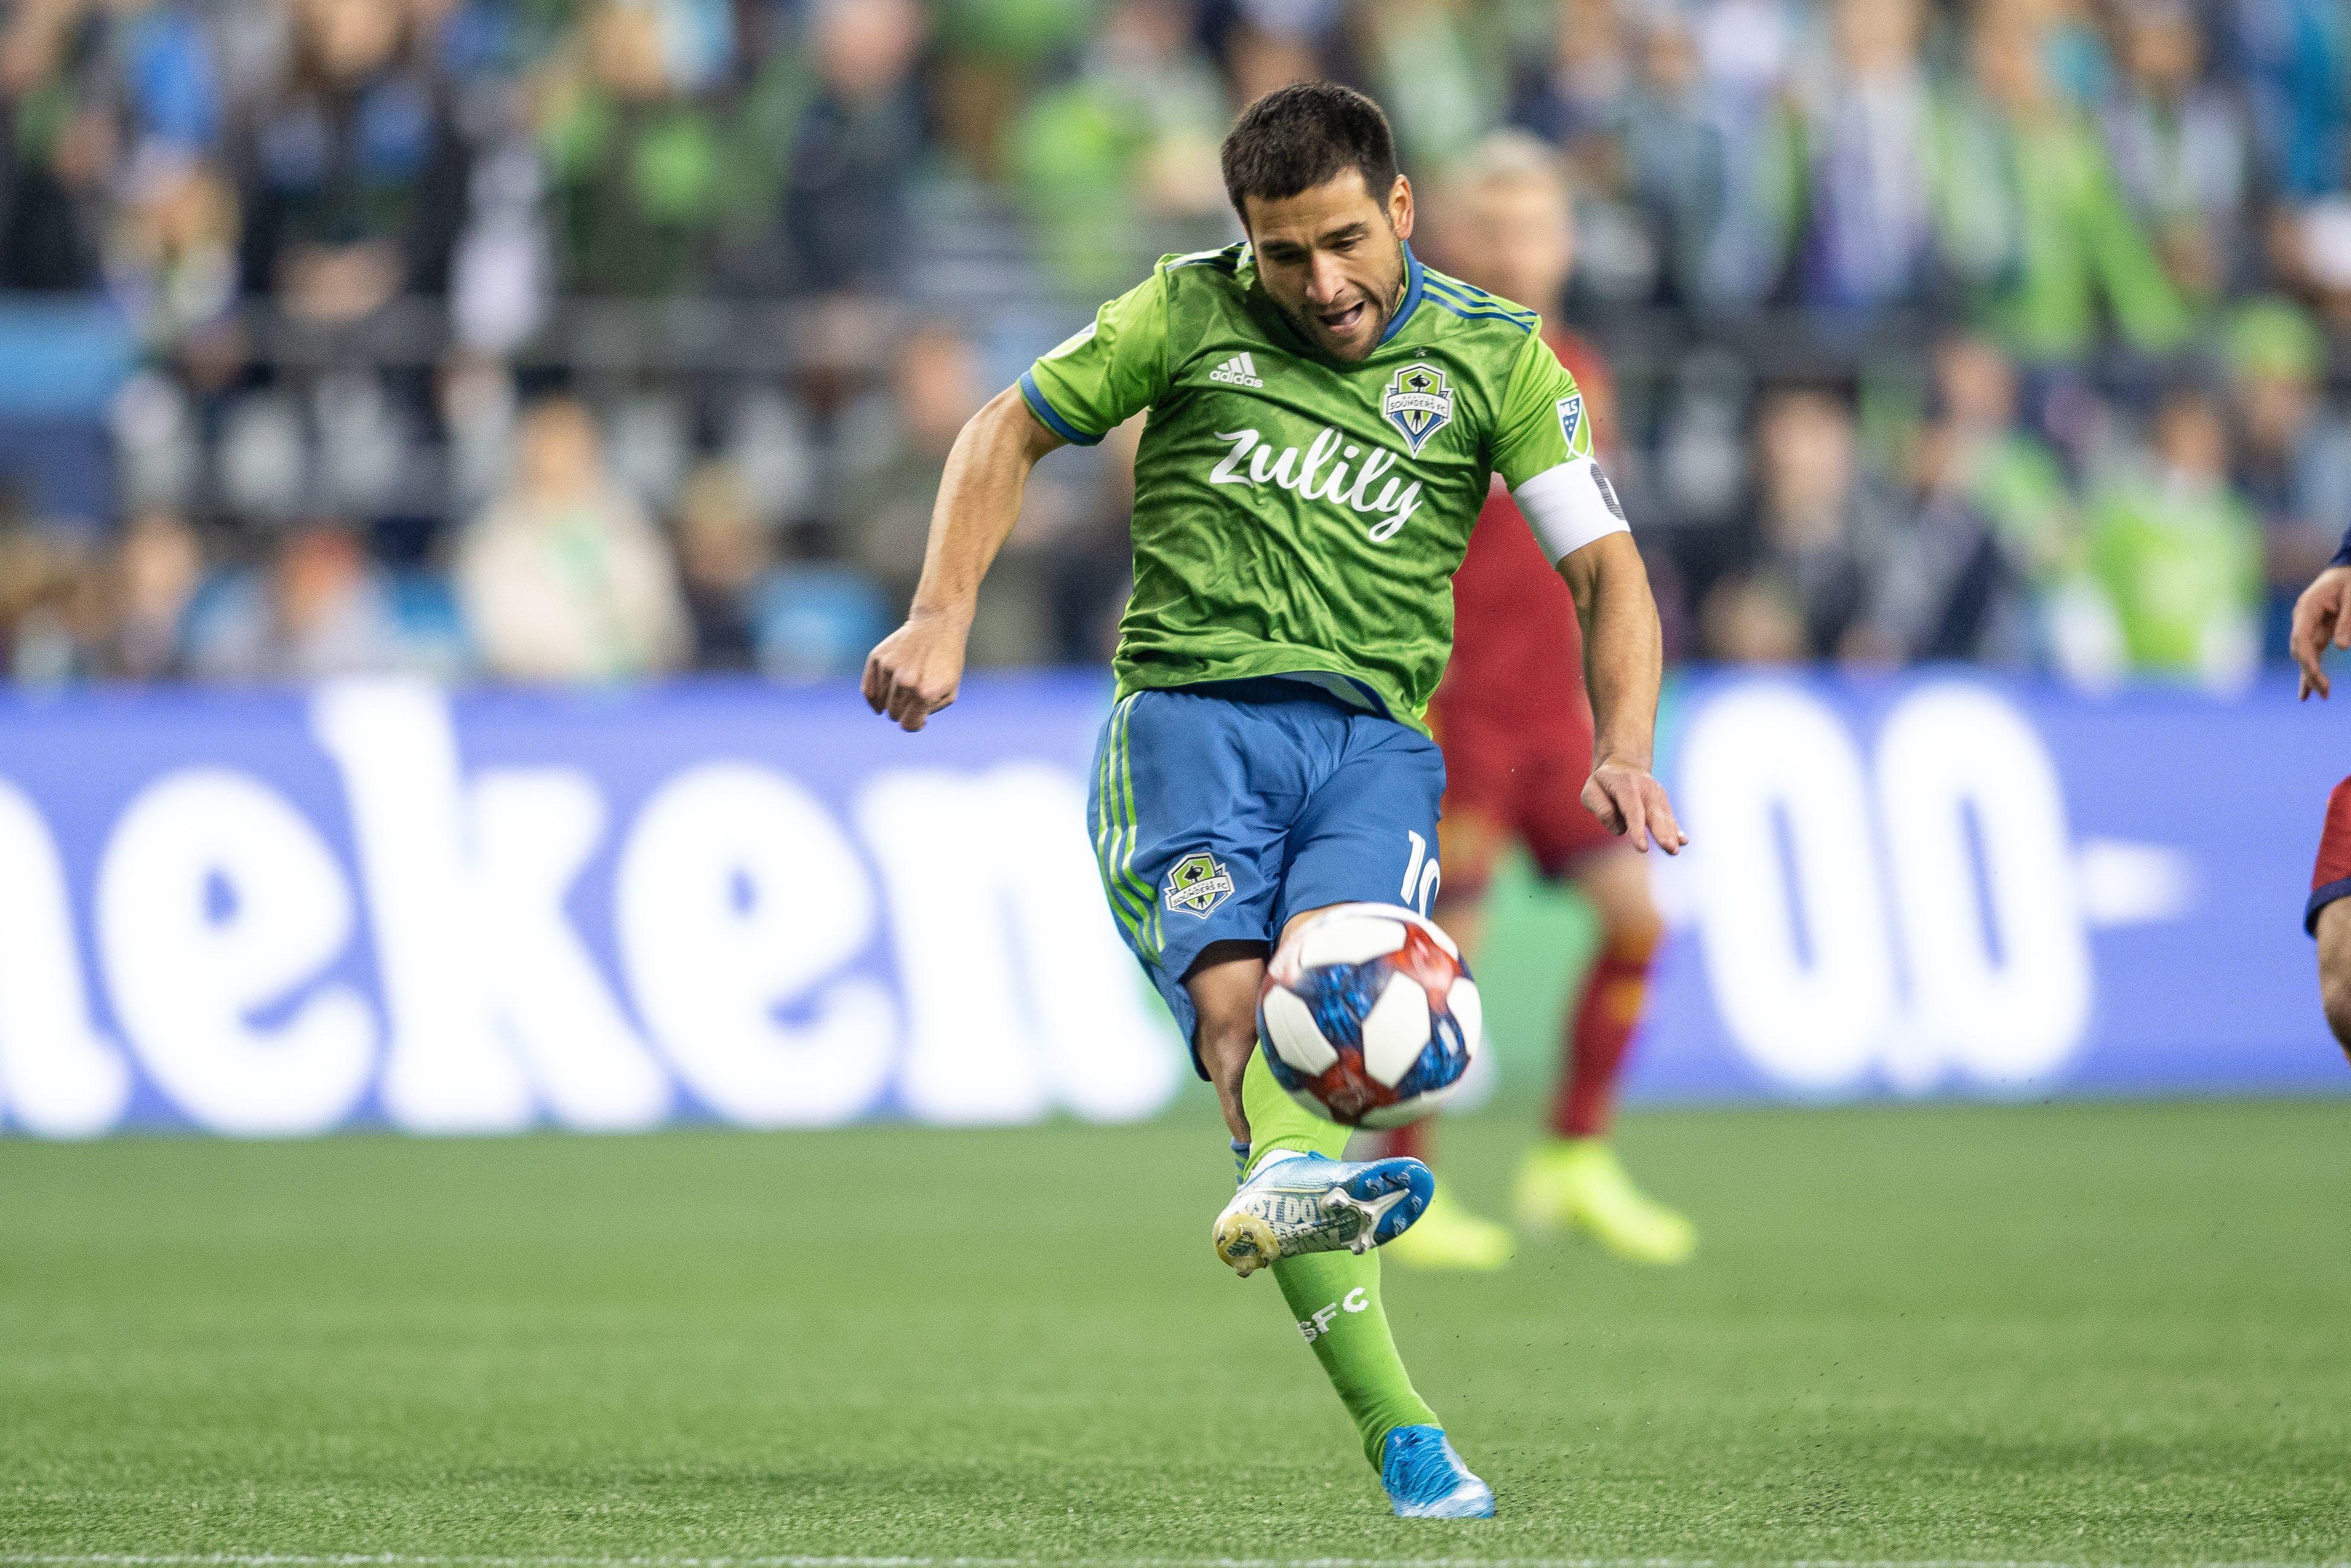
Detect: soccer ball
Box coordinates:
(1256, 903, 1482, 1129)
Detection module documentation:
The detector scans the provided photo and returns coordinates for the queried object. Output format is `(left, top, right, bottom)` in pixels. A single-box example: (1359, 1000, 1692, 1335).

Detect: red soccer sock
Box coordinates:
(1552, 939, 1656, 1140)
(1384, 1117, 1430, 1164)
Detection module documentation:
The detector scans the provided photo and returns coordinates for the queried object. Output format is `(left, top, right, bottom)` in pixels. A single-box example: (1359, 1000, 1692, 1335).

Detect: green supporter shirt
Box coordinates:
(2086, 473, 2261, 679)
(1020, 242, 1624, 735)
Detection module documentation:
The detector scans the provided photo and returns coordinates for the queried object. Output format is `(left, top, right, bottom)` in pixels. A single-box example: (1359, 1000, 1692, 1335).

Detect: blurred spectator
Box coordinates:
(3, 0, 2350, 693)
(838, 322, 986, 605)
(1514, 0, 1632, 173)
(1619, 3, 1801, 312)
(236, 0, 469, 323)
(2037, 0, 2114, 112)
(538, 0, 727, 298)
(0, 0, 117, 290)
(1925, 333, 2081, 587)
(671, 457, 767, 669)
(2225, 297, 2351, 655)
(2292, 195, 2351, 328)
(2085, 383, 2262, 687)
(840, 319, 1074, 662)
(185, 518, 422, 681)
(756, 559, 889, 679)
(2230, 0, 2349, 202)
(456, 395, 690, 682)
(1220, 18, 1322, 113)
(1361, 0, 1500, 174)
(930, 0, 1093, 186)
(2101, 0, 2251, 305)
(1703, 573, 1810, 663)
(1703, 384, 1898, 661)
(104, 151, 243, 384)
(773, 0, 927, 297)
(0, 514, 99, 681)
(101, 506, 200, 679)
(1696, 0, 1801, 104)
(1012, 0, 1228, 296)
(1796, 0, 1935, 316)
(1934, 0, 2189, 362)
(1870, 341, 2057, 666)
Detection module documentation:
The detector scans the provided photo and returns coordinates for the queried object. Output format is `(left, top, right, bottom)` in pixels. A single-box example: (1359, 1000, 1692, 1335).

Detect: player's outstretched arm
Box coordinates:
(2291, 564, 2351, 701)
(1558, 532, 1686, 855)
(863, 386, 1066, 731)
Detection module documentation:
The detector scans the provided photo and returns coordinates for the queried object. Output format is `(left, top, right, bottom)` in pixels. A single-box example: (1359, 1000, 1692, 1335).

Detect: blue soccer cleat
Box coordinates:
(1380, 1424, 1495, 1519)
(1211, 1151, 1433, 1277)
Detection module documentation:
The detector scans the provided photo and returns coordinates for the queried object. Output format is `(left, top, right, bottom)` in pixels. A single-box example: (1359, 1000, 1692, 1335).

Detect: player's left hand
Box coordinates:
(2291, 564, 2351, 700)
(1583, 760, 1686, 855)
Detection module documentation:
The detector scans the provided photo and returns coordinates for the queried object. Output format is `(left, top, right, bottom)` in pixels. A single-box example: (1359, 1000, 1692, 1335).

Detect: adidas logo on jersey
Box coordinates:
(1209, 353, 1265, 389)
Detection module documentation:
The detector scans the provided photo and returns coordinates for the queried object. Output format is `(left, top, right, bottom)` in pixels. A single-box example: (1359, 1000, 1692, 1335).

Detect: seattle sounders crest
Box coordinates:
(1164, 852, 1236, 917)
(1382, 364, 1455, 454)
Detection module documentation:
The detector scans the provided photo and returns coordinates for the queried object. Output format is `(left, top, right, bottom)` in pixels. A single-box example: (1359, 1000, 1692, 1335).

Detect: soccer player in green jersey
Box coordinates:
(864, 83, 1683, 1518)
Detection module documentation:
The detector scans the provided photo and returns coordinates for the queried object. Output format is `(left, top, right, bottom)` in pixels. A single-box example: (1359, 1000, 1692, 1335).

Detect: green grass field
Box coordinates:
(2, 1097, 2347, 1565)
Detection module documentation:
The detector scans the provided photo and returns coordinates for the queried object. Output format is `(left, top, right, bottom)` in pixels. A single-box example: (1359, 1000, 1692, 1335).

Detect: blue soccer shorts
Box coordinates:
(1085, 677, 1447, 1072)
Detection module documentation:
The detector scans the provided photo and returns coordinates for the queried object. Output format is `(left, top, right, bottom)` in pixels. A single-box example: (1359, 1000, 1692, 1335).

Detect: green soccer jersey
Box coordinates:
(1020, 242, 1623, 733)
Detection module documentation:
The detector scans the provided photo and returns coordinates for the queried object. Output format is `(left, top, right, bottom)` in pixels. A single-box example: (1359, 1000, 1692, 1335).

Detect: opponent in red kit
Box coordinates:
(2288, 546, 2351, 1060)
(1380, 134, 1695, 1270)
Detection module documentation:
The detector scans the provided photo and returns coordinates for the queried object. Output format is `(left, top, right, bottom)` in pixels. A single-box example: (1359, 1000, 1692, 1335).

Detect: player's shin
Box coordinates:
(1239, 1053, 1443, 1464)
(1554, 931, 1652, 1139)
(1274, 1246, 1441, 1466)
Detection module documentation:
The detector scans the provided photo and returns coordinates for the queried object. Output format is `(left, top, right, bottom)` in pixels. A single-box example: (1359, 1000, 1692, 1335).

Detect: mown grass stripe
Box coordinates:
(5, 1557, 2342, 1568)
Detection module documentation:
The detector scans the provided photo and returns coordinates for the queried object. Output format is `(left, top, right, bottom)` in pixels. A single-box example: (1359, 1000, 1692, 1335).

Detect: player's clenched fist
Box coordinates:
(1581, 760, 1687, 855)
(862, 610, 971, 732)
(2291, 564, 2351, 701)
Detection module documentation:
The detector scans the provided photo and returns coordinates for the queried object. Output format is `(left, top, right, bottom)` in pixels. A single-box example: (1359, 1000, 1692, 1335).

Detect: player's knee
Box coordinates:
(1601, 904, 1665, 966)
(1572, 847, 1665, 964)
(1185, 981, 1263, 1088)
(1437, 814, 1503, 903)
(1193, 1012, 1258, 1092)
(1586, 867, 1664, 962)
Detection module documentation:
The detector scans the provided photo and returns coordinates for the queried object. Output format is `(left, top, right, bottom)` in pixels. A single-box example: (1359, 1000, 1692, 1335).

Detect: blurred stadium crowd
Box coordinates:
(0, 0, 2347, 687)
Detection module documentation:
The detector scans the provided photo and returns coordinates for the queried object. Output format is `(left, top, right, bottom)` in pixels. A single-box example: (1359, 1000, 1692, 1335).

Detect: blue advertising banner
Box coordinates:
(0, 674, 1182, 1137)
(0, 668, 2340, 1137)
(1633, 670, 2349, 1102)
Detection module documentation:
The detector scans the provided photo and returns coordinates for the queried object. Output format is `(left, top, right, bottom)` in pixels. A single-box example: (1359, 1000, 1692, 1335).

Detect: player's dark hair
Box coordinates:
(1220, 83, 1400, 223)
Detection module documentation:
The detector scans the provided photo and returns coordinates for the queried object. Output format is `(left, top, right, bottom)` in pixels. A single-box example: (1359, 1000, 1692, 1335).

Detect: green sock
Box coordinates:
(1242, 1052, 1442, 1467)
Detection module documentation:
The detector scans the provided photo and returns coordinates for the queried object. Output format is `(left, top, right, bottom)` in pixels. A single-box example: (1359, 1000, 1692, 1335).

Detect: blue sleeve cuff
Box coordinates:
(2332, 532, 2351, 570)
(2308, 876, 2351, 936)
(1019, 370, 1103, 447)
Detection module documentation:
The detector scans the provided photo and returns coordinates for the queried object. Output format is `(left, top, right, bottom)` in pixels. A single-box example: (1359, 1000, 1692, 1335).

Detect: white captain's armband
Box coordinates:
(1512, 456, 1630, 563)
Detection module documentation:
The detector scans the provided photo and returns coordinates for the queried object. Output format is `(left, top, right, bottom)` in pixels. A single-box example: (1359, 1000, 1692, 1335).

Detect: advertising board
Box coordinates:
(0, 669, 2338, 1137)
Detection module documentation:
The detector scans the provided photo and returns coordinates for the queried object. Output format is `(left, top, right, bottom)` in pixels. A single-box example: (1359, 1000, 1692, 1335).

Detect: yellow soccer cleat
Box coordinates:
(1381, 1180, 1516, 1271)
(1514, 1138, 1696, 1265)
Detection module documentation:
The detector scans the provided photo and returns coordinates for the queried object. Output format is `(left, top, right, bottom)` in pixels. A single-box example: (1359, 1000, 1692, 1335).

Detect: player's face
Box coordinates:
(1450, 179, 1574, 316)
(1243, 168, 1415, 363)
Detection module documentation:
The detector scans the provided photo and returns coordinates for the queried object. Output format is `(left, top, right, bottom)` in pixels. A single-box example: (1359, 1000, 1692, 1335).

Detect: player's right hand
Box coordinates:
(2291, 564, 2351, 700)
(862, 609, 971, 732)
(1583, 759, 1687, 855)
